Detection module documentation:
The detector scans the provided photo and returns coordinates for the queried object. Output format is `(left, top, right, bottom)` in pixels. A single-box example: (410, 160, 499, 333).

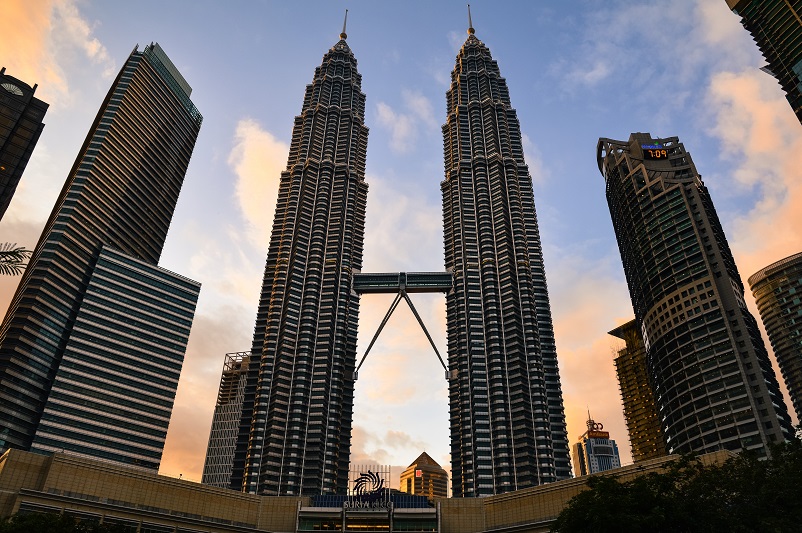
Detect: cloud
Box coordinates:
(547, 247, 635, 464)
(159, 311, 253, 480)
(0, 0, 114, 107)
(375, 91, 438, 154)
(227, 118, 289, 249)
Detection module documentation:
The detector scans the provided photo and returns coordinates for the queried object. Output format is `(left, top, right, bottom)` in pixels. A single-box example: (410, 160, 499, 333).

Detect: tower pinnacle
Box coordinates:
(467, 4, 475, 34)
(341, 9, 348, 40)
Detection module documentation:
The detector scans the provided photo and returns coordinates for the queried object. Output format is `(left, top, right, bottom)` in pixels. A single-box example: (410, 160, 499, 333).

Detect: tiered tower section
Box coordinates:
(232, 34, 369, 496)
(442, 27, 570, 496)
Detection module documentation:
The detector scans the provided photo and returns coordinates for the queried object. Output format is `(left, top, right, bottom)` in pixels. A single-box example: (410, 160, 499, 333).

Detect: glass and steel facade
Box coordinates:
(442, 28, 569, 496)
(202, 352, 251, 488)
(727, 0, 802, 125)
(749, 251, 802, 422)
(0, 43, 202, 468)
(609, 319, 667, 462)
(599, 133, 793, 457)
(0, 67, 48, 220)
(30, 245, 199, 469)
(232, 34, 369, 496)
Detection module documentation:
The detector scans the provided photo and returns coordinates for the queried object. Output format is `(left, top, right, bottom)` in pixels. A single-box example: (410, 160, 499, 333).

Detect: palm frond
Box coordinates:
(0, 243, 32, 276)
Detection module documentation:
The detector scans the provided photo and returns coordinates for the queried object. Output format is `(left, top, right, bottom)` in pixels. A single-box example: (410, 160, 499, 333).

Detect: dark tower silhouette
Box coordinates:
(0, 67, 48, 220)
(442, 18, 570, 496)
(232, 25, 369, 495)
(0, 44, 202, 469)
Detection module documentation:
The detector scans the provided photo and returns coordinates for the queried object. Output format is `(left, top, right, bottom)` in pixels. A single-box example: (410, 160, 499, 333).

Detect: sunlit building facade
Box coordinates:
(599, 133, 793, 458)
(442, 25, 570, 496)
(749, 251, 802, 422)
(0, 43, 201, 470)
(399, 452, 449, 500)
(231, 31, 369, 496)
(609, 319, 667, 462)
(0, 67, 48, 220)
(727, 0, 802, 125)
(572, 415, 621, 476)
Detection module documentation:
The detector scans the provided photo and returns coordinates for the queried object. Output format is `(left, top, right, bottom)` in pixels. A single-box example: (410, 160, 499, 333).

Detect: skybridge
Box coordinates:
(352, 272, 452, 380)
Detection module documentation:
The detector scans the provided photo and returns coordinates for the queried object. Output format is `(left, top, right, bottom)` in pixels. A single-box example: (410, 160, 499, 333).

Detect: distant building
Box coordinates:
(399, 452, 448, 499)
(599, 133, 793, 457)
(749, 251, 802, 422)
(0, 43, 202, 470)
(0, 67, 48, 220)
(609, 320, 667, 462)
(726, 0, 802, 125)
(202, 352, 251, 488)
(572, 414, 621, 476)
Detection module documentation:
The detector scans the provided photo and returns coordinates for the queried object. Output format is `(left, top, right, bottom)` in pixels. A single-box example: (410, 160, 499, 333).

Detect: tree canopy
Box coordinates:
(0, 513, 131, 533)
(552, 439, 802, 532)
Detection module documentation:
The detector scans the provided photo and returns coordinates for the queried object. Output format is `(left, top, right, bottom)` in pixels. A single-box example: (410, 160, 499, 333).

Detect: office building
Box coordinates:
(399, 452, 449, 500)
(0, 67, 48, 220)
(231, 29, 369, 495)
(609, 319, 667, 462)
(599, 133, 793, 457)
(202, 352, 251, 488)
(726, 0, 802, 125)
(442, 23, 570, 496)
(0, 43, 202, 470)
(749, 251, 802, 421)
(572, 414, 621, 476)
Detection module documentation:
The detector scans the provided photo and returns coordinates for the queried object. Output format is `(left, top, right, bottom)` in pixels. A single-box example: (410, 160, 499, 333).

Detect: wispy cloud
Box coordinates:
(375, 90, 438, 154)
(0, 0, 114, 107)
(228, 118, 289, 249)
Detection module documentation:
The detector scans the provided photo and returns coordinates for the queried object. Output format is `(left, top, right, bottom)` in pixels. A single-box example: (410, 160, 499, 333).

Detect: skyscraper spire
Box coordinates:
(467, 4, 475, 35)
(341, 9, 348, 40)
(443, 24, 570, 496)
(231, 30, 368, 496)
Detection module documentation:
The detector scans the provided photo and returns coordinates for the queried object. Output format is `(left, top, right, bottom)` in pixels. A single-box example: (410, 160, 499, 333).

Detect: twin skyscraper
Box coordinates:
(208, 22, 571, 497)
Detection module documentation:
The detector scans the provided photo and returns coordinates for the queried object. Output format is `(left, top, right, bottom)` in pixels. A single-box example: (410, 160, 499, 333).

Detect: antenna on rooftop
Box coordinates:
(341, 9, 348, 40)
(467, 4, 475, 35)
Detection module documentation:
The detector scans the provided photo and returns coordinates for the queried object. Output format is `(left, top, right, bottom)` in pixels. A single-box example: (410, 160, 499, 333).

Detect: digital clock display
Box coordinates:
(641, 144, 668, 160)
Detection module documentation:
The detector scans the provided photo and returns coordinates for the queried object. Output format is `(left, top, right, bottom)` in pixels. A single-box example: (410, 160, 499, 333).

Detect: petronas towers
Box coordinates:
(219, 21, 569, 497)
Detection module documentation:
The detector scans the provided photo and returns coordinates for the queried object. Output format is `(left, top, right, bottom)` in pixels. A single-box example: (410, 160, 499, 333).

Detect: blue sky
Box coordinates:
(2, 0, 801, 487)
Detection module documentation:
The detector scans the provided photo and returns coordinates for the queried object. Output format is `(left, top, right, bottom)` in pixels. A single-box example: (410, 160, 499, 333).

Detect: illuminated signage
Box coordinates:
(641, 144, 668, 160)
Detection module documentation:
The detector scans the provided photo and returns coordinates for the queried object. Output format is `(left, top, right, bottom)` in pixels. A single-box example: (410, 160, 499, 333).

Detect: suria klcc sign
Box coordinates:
(344, 466, 393, 510)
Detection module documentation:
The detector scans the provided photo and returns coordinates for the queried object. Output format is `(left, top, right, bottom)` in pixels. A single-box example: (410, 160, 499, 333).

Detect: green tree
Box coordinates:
(0, 513, 132, 533)
(552, 439, 802, 532)
(0, 243, 31, 276)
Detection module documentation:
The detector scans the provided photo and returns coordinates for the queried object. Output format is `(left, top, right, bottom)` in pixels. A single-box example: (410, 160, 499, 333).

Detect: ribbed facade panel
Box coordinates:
(232, 37, 368, 496)
(442, 30, 569, 497)
(599, 133, 793, 458)
(0, 43, 201, 467)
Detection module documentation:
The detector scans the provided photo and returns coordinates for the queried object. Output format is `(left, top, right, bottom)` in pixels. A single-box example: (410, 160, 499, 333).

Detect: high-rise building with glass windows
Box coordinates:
(231, 30, 368, 496)
(599, 133, 793, 458)
(0, 43, 201, 470)
(442, 24, 570, 496)
(726, 0, 802, 125)
(0, 67, 48, 220)
(749, 251, 802, 422)
(202, 352, 251, 488)
(609, 319, 667, 463)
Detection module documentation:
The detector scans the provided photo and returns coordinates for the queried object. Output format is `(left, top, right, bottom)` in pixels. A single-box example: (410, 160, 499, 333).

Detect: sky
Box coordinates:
(2, 0, 801, 489)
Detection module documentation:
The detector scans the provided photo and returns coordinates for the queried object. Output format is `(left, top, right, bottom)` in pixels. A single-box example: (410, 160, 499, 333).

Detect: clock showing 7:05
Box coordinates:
(641, 144, 668, 160)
